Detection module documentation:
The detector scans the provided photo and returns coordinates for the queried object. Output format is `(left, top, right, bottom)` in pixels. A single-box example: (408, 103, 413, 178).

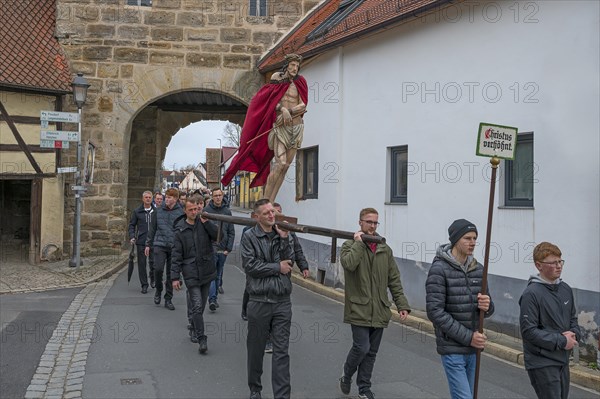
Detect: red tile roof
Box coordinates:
(220, 146, 238, 166)
(259, 0, 447, 72)
(0, 0, 72, 93)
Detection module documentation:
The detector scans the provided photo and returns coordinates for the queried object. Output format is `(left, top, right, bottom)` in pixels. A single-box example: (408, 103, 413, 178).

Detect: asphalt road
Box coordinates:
(0, 287, 81, 399)
(82, 260, 597, 399)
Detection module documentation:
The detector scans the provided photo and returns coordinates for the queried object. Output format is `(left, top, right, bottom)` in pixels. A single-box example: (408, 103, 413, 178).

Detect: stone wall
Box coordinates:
(55, 0, 318, 254)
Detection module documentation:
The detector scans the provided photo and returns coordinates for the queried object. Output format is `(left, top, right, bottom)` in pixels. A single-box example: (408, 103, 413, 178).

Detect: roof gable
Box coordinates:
(0, 0, 72, 93)
(259, 0, 447, 72)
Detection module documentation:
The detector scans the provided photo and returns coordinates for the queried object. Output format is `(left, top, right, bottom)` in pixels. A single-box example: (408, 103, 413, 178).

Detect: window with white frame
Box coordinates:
(295, 146, 318, 200)
(504, 132, 534, 207)
(127, 0, 152, 6)
(249, 0, 268, 16)
(389, 145, 408, 204)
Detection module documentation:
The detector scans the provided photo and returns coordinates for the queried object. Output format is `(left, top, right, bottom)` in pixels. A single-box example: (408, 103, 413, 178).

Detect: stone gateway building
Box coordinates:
(0, 0, 318, 261)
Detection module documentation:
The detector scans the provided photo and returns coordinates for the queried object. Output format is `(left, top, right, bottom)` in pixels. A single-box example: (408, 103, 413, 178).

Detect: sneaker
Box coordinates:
(153, 294, 161, 305)
(190, 333, 199, 344)
(264, 341, 273, 353)
(214, 301, 220, 309)
(358, 390, 375, 399)
(164, 300, 175, 310)
(198, 336, 207, 354)
(339, 375, 351, 395)
(209, 302, 216, 312)
(249, 392, 261, 399)
(218, 286, 224, 294)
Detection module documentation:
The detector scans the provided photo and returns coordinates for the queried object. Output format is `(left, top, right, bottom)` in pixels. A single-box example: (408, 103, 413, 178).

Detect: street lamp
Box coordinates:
(69, 73, 89, 268)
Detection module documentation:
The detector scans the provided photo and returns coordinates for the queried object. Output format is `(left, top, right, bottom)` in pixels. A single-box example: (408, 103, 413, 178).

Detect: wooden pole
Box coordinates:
(200, 212, 385, 244)
(473, 156, 500, 399)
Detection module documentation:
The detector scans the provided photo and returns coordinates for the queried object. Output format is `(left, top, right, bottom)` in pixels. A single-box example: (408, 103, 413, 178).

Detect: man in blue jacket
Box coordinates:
(128, 190, 155, 293)
(204, 188, 235, 311)
(519, 242, 581, 399)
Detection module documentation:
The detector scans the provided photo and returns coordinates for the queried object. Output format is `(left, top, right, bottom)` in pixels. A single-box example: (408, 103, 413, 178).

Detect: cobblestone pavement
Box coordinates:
(24, 273, 120, 399)
(0, 251, 128, 294)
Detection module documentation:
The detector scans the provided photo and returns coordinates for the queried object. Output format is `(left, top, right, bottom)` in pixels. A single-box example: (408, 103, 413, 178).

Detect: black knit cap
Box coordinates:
(448, 219, 478, 247)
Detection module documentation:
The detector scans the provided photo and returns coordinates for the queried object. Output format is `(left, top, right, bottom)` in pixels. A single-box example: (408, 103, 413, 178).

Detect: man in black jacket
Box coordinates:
(205, 188, 235, 311)
(128, 190, 155, 293)
(519, 242, 580, 399)
(241, 198, 299, 399)
(425, 219, 493, 399)
(171, 196, 218, 354)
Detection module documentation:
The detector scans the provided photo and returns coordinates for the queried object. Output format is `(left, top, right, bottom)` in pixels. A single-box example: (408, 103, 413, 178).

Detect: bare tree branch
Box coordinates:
(222, 122, 241, 147)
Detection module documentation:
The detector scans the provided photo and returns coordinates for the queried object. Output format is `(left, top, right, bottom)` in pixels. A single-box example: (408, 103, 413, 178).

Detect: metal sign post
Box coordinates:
(473, 122, 518, 399)
(68, 108, 84, 268)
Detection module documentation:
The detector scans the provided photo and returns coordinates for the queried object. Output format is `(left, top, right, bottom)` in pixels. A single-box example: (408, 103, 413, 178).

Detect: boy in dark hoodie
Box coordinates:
(519, 242, 581, 399)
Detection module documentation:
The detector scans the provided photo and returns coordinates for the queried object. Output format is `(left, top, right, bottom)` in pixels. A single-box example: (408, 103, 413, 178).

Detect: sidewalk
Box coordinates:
(1, 245, 598, 393)
(0, 251, 128, 295)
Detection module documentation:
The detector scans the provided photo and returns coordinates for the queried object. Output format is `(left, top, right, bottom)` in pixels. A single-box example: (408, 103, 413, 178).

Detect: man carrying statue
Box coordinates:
(221, 54, 308, 202)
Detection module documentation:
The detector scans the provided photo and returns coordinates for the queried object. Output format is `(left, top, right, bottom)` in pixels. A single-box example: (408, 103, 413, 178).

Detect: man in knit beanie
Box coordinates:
(425, 218, 494, 399)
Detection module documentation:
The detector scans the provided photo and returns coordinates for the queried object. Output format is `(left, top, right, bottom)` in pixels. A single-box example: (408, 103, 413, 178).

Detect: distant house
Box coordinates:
(0, 0, 73, 263)
(259, 0, 600, 358)
(180, 170, 206, 192)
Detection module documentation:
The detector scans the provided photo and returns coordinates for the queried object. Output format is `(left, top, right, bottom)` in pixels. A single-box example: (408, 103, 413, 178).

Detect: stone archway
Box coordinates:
(126, 89, 247, 213)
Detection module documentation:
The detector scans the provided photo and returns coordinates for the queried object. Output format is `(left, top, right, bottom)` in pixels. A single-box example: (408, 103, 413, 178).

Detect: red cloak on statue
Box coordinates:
(221, 75, 308, 188)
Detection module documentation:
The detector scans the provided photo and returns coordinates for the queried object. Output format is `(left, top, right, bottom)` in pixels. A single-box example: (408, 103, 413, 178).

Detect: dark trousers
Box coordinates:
(135, 245, 151, 288)
(187, 283, 210, 338)
(527, 365, 570, 399)
(153, 246, 173, 300)
(247, 300, 292, 398)
(242, 288, 250, 314)
(343, 325, 384, 394)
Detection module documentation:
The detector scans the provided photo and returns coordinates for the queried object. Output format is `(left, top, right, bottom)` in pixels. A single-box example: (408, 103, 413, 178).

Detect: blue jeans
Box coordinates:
(441, 353, 477, 399)
(209, 253, 227, 303)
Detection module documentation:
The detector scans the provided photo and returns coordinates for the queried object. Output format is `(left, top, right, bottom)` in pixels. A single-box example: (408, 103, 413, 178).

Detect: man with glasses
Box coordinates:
(519, 242, 581, 399)
(426, 218, 494, 399)
(339, 208, 411, 399)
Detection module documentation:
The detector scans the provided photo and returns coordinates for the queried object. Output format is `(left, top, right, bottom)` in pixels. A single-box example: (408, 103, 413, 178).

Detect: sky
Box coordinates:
(163, 120, 235, 170)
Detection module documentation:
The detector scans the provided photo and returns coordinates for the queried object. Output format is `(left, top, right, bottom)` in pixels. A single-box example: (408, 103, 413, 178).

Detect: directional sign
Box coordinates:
(40, 139, 70, 149)
(71, 185, 87, 191)
(58, 166, 78, 173)
(40, 110, 80, 123)
(41, 130, 80, 142)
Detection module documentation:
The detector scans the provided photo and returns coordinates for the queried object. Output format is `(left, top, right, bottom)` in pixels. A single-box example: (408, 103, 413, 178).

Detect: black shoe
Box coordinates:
(198, 336, 207, 354)
(141, 286, 148, 294)
(164, 300, 175, 310)
(209, 302, 216, 312)
(264, 341, 273, 353)
(218, 286, 224, 294)
(249, 392, 261, 399)
(150, 280, 155, 288)
(358, 390, 375, 399)
(191, 333, 199, 344)
(241, 312, 247, 321)
(154, 294, 161, 305)
(339, 375, 351, 395)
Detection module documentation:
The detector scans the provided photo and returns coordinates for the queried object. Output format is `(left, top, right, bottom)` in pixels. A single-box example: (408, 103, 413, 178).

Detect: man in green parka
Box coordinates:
(338, 207, 411, 399)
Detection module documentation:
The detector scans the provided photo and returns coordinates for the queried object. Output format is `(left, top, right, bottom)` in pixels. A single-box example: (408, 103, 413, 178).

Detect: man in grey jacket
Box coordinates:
(145, 188, 184, 310)
(425, 219, 494, 399)
(519, 241, 580, 399)
(241, 198, 297, 399)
